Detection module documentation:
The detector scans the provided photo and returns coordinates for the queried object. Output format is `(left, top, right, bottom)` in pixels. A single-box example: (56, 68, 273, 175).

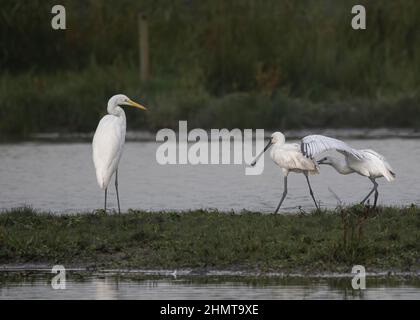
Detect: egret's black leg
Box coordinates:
(115, 169, 121, 214)
(360, 178, 378, 205)
(304, 173, 319, 209)
(274, 176, 288, 214)
(104, 188, 107, 212)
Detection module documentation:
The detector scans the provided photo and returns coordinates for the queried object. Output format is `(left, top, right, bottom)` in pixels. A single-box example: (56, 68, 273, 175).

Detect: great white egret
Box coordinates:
(301, 135, 396, 207)
(92, 94, 147, 213)
(251, 132, 320, 213)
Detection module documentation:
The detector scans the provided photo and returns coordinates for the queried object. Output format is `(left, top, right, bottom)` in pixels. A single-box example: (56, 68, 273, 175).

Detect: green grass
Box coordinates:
(0, 205, 419, 273)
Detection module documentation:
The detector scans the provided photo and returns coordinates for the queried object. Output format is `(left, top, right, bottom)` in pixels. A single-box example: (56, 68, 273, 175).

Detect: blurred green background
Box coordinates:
(1, 0, 420, 137)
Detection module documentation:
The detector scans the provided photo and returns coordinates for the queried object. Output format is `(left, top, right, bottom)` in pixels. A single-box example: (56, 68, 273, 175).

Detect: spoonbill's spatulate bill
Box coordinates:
(251, 132, 320, 213)
(301, 134, 396, 207)
(92, 94, 147, 213)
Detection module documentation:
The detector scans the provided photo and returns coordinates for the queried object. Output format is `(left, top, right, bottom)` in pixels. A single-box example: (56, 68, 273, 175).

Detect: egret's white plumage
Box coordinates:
(93, 110, 126, 190)
(251, 132, 320, 213)
(92, 94, 147, 213)
(301, 134, 395, 207)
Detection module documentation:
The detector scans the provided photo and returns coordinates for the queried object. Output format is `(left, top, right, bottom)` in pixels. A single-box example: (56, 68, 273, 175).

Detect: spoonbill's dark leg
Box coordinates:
(304, 172, 319, 209)
(360, 178, 378, 205)
(274, 176, 288, 214)
(104, 188, 107, 212)
(115, 169, 121, 214)
(373, 185, 379, 208)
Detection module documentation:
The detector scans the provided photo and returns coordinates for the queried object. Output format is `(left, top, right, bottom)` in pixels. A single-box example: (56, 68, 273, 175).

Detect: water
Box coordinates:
(0, 139, 419, 213)
(0, 271, 420, 300)
(0, 272, 419, 300)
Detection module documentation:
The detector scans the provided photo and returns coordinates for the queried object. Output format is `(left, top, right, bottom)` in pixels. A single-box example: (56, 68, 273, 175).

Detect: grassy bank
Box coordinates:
(0, 206, 419, 273)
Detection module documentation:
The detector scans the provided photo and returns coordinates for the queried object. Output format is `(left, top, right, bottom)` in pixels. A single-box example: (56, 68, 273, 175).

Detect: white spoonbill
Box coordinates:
(301, 135, 396, 207)
(92, 94, 147, 213)
(251, 132, 320, 213)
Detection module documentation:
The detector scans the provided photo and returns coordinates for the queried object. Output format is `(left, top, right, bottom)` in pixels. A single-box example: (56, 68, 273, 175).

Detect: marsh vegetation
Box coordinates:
(0, 206, 418, 273)
(2, 1, 420, 137)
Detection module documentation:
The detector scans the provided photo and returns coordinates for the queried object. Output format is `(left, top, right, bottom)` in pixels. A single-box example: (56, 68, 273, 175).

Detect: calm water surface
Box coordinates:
(0, 272, 419, 300)
(0, 139, 419, 213)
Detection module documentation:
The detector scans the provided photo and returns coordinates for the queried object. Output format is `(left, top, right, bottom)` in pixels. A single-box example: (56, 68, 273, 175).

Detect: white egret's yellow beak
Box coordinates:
(127, 99, 147, 111)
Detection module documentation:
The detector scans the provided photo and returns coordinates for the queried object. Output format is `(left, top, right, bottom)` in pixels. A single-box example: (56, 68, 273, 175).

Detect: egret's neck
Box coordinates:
(107, 103, 125, 117)
(327, 157, 354, 175)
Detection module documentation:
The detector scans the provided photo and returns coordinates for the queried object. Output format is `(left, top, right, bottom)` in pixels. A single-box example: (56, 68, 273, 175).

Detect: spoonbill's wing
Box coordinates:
(361, 149, 396, 178)
(361, 149, 386, 161)
(300, 135, 364, 160)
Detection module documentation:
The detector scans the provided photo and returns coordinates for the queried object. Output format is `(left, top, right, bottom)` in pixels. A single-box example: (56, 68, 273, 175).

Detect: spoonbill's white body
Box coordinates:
(251, 132, 320, 213)
(301, 135, 395, 207)
(92, 94, 147, 213)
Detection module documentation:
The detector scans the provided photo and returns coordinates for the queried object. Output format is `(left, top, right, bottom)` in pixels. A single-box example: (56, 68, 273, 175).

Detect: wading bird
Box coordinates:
(301, 135, 395, 207)
(251, 132, 320, 213)
(92, 94, 147, 213)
